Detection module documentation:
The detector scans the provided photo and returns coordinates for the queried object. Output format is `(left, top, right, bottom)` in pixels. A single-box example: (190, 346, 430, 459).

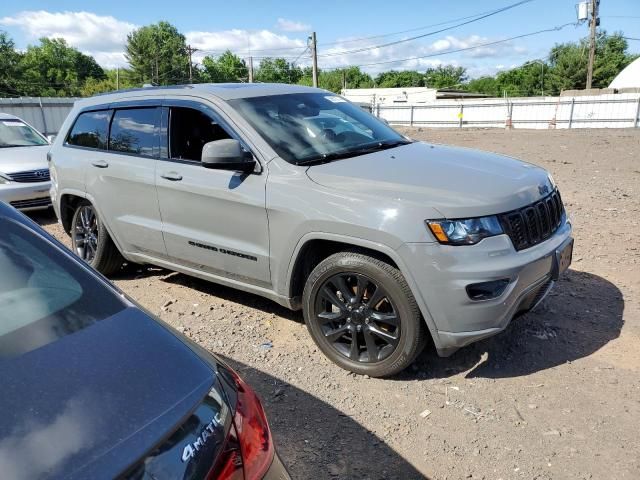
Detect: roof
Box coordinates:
(77, 83, 325, 108)
(609, 58, 640, 89)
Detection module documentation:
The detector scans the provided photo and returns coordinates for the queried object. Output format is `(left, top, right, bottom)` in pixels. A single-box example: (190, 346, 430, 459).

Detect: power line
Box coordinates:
(193, 0, 536, 57)
(623, 36, 640, 41)
(317, 0, 536, 58)
(320, 22, 578, 71)
(317, 1, 538, 48)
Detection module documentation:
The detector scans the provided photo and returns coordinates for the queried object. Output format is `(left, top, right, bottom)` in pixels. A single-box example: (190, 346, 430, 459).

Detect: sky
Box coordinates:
(0, 0, 638, 78)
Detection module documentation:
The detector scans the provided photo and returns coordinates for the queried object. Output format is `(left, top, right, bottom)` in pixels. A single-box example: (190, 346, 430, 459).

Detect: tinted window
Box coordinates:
(0, 217, 126, 358)
(110, 107, 160, 157)
(169, 107, 231, 161)
(67, 110, 112, 149)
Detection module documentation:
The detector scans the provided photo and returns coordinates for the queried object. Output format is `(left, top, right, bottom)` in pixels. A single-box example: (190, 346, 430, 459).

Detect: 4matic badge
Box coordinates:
(181, 413, 223, 462)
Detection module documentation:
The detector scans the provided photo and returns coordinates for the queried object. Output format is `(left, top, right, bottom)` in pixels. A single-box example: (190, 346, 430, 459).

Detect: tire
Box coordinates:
(302, 251, 427, 377)
(70, 201, 124, 276)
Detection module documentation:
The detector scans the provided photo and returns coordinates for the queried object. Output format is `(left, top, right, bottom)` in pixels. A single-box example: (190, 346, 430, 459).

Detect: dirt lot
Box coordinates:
(33, 128, 639, 479)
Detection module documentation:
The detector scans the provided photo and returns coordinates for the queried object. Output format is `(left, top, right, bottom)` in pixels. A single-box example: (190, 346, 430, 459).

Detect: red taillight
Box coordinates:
(231, 370, 274, 480)
(209, 423, 244, 480)
(209, 368, 274, 480)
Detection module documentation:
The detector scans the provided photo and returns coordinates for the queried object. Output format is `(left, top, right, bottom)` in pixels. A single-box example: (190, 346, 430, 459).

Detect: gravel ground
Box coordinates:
(32, 128, 640, 480)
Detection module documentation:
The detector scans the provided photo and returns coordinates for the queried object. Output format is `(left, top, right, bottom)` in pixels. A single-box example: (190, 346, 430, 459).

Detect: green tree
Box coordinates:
(298, 67, 373, 93)
(125, 21, 189, 85)
(375, 70, 424, 88)
(545, 32, 634, 94)
(0, 31, 22, 96)
(201, 51, 248, 83)
(80, 68, 138, 96)
(255, 58, 303, 84)
(424, 65, 467, 88)
(18, 38, 105, 96)
(465, 76, 500, 96)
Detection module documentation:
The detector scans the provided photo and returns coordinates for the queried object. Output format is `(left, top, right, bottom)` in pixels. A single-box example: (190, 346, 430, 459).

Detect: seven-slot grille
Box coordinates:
(499, 189, 565, 251)
(7, 169, 50, 183)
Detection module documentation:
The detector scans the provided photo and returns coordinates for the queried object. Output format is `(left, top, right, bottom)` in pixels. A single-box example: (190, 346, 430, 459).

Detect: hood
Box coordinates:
(0, 145, 50, 174)
(306, 141, 552, 218)
(0, 307, 215, 479)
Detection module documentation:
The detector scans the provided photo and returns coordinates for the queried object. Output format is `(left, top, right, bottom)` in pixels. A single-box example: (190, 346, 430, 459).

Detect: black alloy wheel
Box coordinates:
(70, 201, 124, 276)
(72, 204, 99, 263)
(315, 272, 400, 363)
(303, 251, 426, 377)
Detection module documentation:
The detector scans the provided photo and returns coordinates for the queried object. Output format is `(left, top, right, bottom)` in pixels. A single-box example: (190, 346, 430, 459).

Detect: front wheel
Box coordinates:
(302, 252, 426, 377)
(71, 201, 124, 276)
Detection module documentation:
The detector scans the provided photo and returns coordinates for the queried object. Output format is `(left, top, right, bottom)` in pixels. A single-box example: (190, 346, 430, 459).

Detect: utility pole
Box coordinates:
(116, 67, 120, 90)
(309, 32, 318, 88)
(586, 0, 600, 89)
(248, 56, 254, 83)
(187, 45, 198, 83)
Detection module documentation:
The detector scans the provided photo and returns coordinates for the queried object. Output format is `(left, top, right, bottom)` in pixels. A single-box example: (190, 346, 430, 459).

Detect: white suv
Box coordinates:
(50, 84, 573, 377)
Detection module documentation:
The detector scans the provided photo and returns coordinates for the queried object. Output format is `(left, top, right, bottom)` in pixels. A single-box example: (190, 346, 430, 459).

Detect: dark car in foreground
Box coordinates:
(0, 202, 289, 479)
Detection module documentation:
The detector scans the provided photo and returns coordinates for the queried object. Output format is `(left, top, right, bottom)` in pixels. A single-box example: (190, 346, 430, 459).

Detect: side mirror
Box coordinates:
(201, 139, 255, 173)
(46, 134, 56, 143)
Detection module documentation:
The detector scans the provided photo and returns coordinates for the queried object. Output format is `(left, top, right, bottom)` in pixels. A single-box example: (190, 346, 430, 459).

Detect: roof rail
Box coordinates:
(93, 84, 195, 97)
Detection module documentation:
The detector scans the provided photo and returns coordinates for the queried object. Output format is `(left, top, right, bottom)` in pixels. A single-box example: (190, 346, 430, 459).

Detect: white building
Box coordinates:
(341, 87, 437, 106)
(609, 57, 640, 89)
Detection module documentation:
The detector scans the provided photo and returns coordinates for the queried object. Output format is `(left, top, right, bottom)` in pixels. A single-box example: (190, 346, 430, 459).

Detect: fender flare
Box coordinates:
(284, 231, 441, 346)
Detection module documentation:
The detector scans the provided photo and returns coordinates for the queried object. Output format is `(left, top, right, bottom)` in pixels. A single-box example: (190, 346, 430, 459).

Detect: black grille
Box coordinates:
(7, 169, 50, 183)
(499, 189, 565, 251)
(10, 197, 51, 209)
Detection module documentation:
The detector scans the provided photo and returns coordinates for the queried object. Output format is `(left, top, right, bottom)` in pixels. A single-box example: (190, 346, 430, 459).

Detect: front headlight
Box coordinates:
(0, 174, 11, 185)
(426, 216, 503, 245)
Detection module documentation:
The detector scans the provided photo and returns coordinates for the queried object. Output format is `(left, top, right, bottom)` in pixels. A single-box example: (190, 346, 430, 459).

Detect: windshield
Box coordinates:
(0, 119, 48, 147)
(229, 93, 410, 164)
(0, 216, 126, 358)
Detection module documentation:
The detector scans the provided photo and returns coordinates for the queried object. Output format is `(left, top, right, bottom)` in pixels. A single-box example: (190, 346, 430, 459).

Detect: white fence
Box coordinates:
(0, 97, 78, 136)
(375, 93, 640, 129)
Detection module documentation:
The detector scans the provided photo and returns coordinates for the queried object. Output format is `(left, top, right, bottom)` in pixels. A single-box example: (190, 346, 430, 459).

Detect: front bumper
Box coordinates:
(398, 219, 573, 356)
(0, 181, 52, 210)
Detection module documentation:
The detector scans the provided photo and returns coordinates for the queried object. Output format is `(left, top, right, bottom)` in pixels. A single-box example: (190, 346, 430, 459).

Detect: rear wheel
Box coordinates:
(302, 251, 426, 377)
(71, 201, 124, 276)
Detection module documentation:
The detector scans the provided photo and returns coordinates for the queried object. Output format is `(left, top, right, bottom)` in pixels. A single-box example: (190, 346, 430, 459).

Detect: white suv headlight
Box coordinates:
(426, 216, 503, 246)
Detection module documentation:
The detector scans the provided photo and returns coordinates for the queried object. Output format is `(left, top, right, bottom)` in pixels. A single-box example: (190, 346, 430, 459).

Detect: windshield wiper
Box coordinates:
(298, 139, 412, 165)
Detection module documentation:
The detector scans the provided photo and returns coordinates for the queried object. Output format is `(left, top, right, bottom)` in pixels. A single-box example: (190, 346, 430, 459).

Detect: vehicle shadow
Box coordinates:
(401, 269, 624, 380)
(220, 357, 429, 480)
(25, 207, 58, 227)
(160, 272, 304, 322)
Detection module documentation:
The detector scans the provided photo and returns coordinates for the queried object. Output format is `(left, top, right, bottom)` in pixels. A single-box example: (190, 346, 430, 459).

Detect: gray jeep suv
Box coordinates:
(50, 84, 573, 377)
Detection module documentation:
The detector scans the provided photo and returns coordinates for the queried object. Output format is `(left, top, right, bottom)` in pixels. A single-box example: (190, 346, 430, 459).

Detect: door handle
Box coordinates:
(161, 171, 183, 181)
(91, 160, 109, 168)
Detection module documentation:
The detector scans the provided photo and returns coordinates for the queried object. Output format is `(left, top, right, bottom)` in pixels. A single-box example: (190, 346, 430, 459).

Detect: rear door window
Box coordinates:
(109, 107, 161, 157)
(66, 110, 112, 149)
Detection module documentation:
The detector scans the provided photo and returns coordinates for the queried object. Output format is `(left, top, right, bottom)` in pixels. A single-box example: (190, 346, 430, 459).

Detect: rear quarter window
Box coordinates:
(67, 110, 112, 149)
